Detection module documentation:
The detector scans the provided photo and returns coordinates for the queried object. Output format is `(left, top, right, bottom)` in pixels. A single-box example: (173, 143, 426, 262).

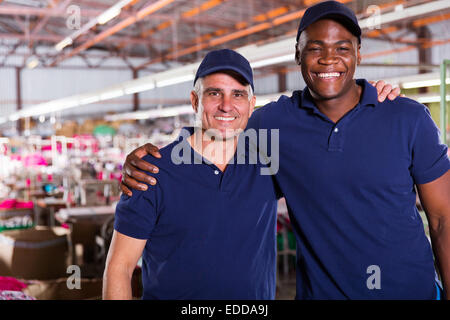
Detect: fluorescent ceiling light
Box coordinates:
(105, 105, 194, 121)
(97, 7, 122, 25)
(9, 114, 19, 122)
(359, 0, 450, 29)
(52, 100, 79, 112)
(255, 91, 291, 106)
(100, 89, 125, 101)
(251, 54, 293, 68)
(132, 105, 193, 119)
(124, 82, 156, 95)
(27, 58, 39, 69)
(416, 95, 450, 104)
(97, 0, 133, 24)
(79, 95, 101, 105)
(402, 78, 450, 89)
(13, 99, 79, 119)
(156, 74, 195, 88)
(54, 37, 73, 52)
(53, 1, 132, 53)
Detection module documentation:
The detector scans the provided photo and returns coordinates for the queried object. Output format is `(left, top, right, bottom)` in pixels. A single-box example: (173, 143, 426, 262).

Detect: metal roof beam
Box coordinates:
(50, 0, 176, 66)
(31, 0, 71, 37)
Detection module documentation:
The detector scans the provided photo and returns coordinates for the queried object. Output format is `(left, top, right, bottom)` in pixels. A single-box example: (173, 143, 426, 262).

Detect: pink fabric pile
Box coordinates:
(0, 199, 34, 209)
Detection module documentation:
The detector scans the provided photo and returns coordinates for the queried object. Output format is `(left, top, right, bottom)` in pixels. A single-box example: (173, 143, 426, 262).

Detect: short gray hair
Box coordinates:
(193, 77, 254, 101)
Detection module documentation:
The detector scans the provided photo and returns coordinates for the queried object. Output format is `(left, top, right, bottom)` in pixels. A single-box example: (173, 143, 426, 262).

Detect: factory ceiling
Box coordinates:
(0, 0, 449, 72)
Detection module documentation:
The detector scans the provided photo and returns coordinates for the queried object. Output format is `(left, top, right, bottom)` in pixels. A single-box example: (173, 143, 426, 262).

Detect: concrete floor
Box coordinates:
(275, 273, 296, 300)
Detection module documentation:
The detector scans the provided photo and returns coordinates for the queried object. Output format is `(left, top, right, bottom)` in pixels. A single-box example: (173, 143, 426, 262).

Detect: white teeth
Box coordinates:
(317, 72, 341, 78)
(215, 116, 235, 121)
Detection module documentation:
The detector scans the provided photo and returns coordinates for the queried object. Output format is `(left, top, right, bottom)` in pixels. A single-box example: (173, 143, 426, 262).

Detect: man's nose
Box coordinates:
(318, 48, 338, 65)
(219, 94, 234, 112)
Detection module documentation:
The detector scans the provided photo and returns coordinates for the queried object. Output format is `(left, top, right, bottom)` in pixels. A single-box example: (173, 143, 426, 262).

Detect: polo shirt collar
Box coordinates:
(176, 126, 203, 164)
(356, 79, 378, 108)
(300, 79, 378, 112)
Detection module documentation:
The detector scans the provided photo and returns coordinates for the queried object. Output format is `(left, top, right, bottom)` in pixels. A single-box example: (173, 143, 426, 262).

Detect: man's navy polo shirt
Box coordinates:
(248, 79, 450, 299)
(114, 128, 278, 300)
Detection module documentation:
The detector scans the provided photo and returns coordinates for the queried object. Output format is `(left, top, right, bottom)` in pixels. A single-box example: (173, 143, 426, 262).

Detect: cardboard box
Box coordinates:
(22, 268, 142, 300)
(0, 227, 69, 280)
(23, 277, 103, 300)
(55, 120, 77, 137)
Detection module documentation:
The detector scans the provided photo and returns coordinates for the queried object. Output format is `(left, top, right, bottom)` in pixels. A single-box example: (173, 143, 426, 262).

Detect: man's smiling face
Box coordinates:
(296, 19, 361, 101)
(191, 72, 255, 140)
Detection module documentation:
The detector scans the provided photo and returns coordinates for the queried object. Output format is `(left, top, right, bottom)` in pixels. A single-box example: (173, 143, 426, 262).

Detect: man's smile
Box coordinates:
(312, 72, 345, 80)
(214, 116, 237, 122)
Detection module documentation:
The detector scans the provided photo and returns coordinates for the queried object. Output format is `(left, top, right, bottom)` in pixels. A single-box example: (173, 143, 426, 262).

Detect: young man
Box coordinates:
(120, 1, 450, 299)
(103, 49, 279, 300)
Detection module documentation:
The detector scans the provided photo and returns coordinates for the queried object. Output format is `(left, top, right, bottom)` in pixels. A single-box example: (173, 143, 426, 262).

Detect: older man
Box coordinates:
(119, 2, 450, 300)
(103, 49, 279, 300)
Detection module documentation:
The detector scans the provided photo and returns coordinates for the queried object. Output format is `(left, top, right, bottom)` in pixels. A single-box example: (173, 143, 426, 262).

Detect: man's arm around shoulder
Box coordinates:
(103, 230, 146, 299)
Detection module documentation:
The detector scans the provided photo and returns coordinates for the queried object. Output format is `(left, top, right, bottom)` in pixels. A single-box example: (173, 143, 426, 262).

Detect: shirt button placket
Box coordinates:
(214, 169, 224, 190)
(328, 125, 343, 152)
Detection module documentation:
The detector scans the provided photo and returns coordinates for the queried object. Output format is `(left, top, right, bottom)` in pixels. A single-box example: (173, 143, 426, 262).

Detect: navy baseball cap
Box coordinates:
(296, 1, 361, 43)
(194, 49, 254, 91)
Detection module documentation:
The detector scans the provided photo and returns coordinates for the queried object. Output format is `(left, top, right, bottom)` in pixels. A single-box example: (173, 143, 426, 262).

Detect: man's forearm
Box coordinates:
(103, 265, 133, 300)
(430, 218, 450, 300)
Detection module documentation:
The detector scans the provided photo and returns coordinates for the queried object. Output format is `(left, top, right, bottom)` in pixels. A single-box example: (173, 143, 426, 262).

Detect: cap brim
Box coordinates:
(195, 65, 254, 90)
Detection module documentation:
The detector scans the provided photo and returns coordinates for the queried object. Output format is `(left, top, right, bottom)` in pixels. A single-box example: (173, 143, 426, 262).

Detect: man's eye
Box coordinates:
(308, 47, 321, 51)
(208, 91, 219, 96)
(338, 47, 350, 51)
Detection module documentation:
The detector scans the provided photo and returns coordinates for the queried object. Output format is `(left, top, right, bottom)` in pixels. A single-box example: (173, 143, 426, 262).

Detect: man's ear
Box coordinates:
(295, 44, 301, 65)
(190, 91, 199, 113)
(356, 43, 361, 66)
(248, 95, 256, 117)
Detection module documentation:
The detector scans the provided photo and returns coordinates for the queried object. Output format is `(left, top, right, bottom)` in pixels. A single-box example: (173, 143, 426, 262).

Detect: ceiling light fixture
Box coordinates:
(97, 7, 122, 25)
(402, 78, 450, 89)
(359, 0, 449, 28)
(79, 95, 101, 105)
(54, 37, 73, 52)
(124, 82, 156, 95)
(416, 95, 450, 104)
(156, 74, 195, 88)
(54, 1, 133, 52)
(250, 54, 293, 68)
(99, 89, 125, 101)
(26, 57, 39, 69)
(104, 105, 194, 121)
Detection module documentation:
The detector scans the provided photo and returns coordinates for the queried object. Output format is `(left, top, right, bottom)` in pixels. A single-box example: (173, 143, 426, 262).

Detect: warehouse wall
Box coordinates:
(22, 67, 132, 113)
(0, 68, 16, 116)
